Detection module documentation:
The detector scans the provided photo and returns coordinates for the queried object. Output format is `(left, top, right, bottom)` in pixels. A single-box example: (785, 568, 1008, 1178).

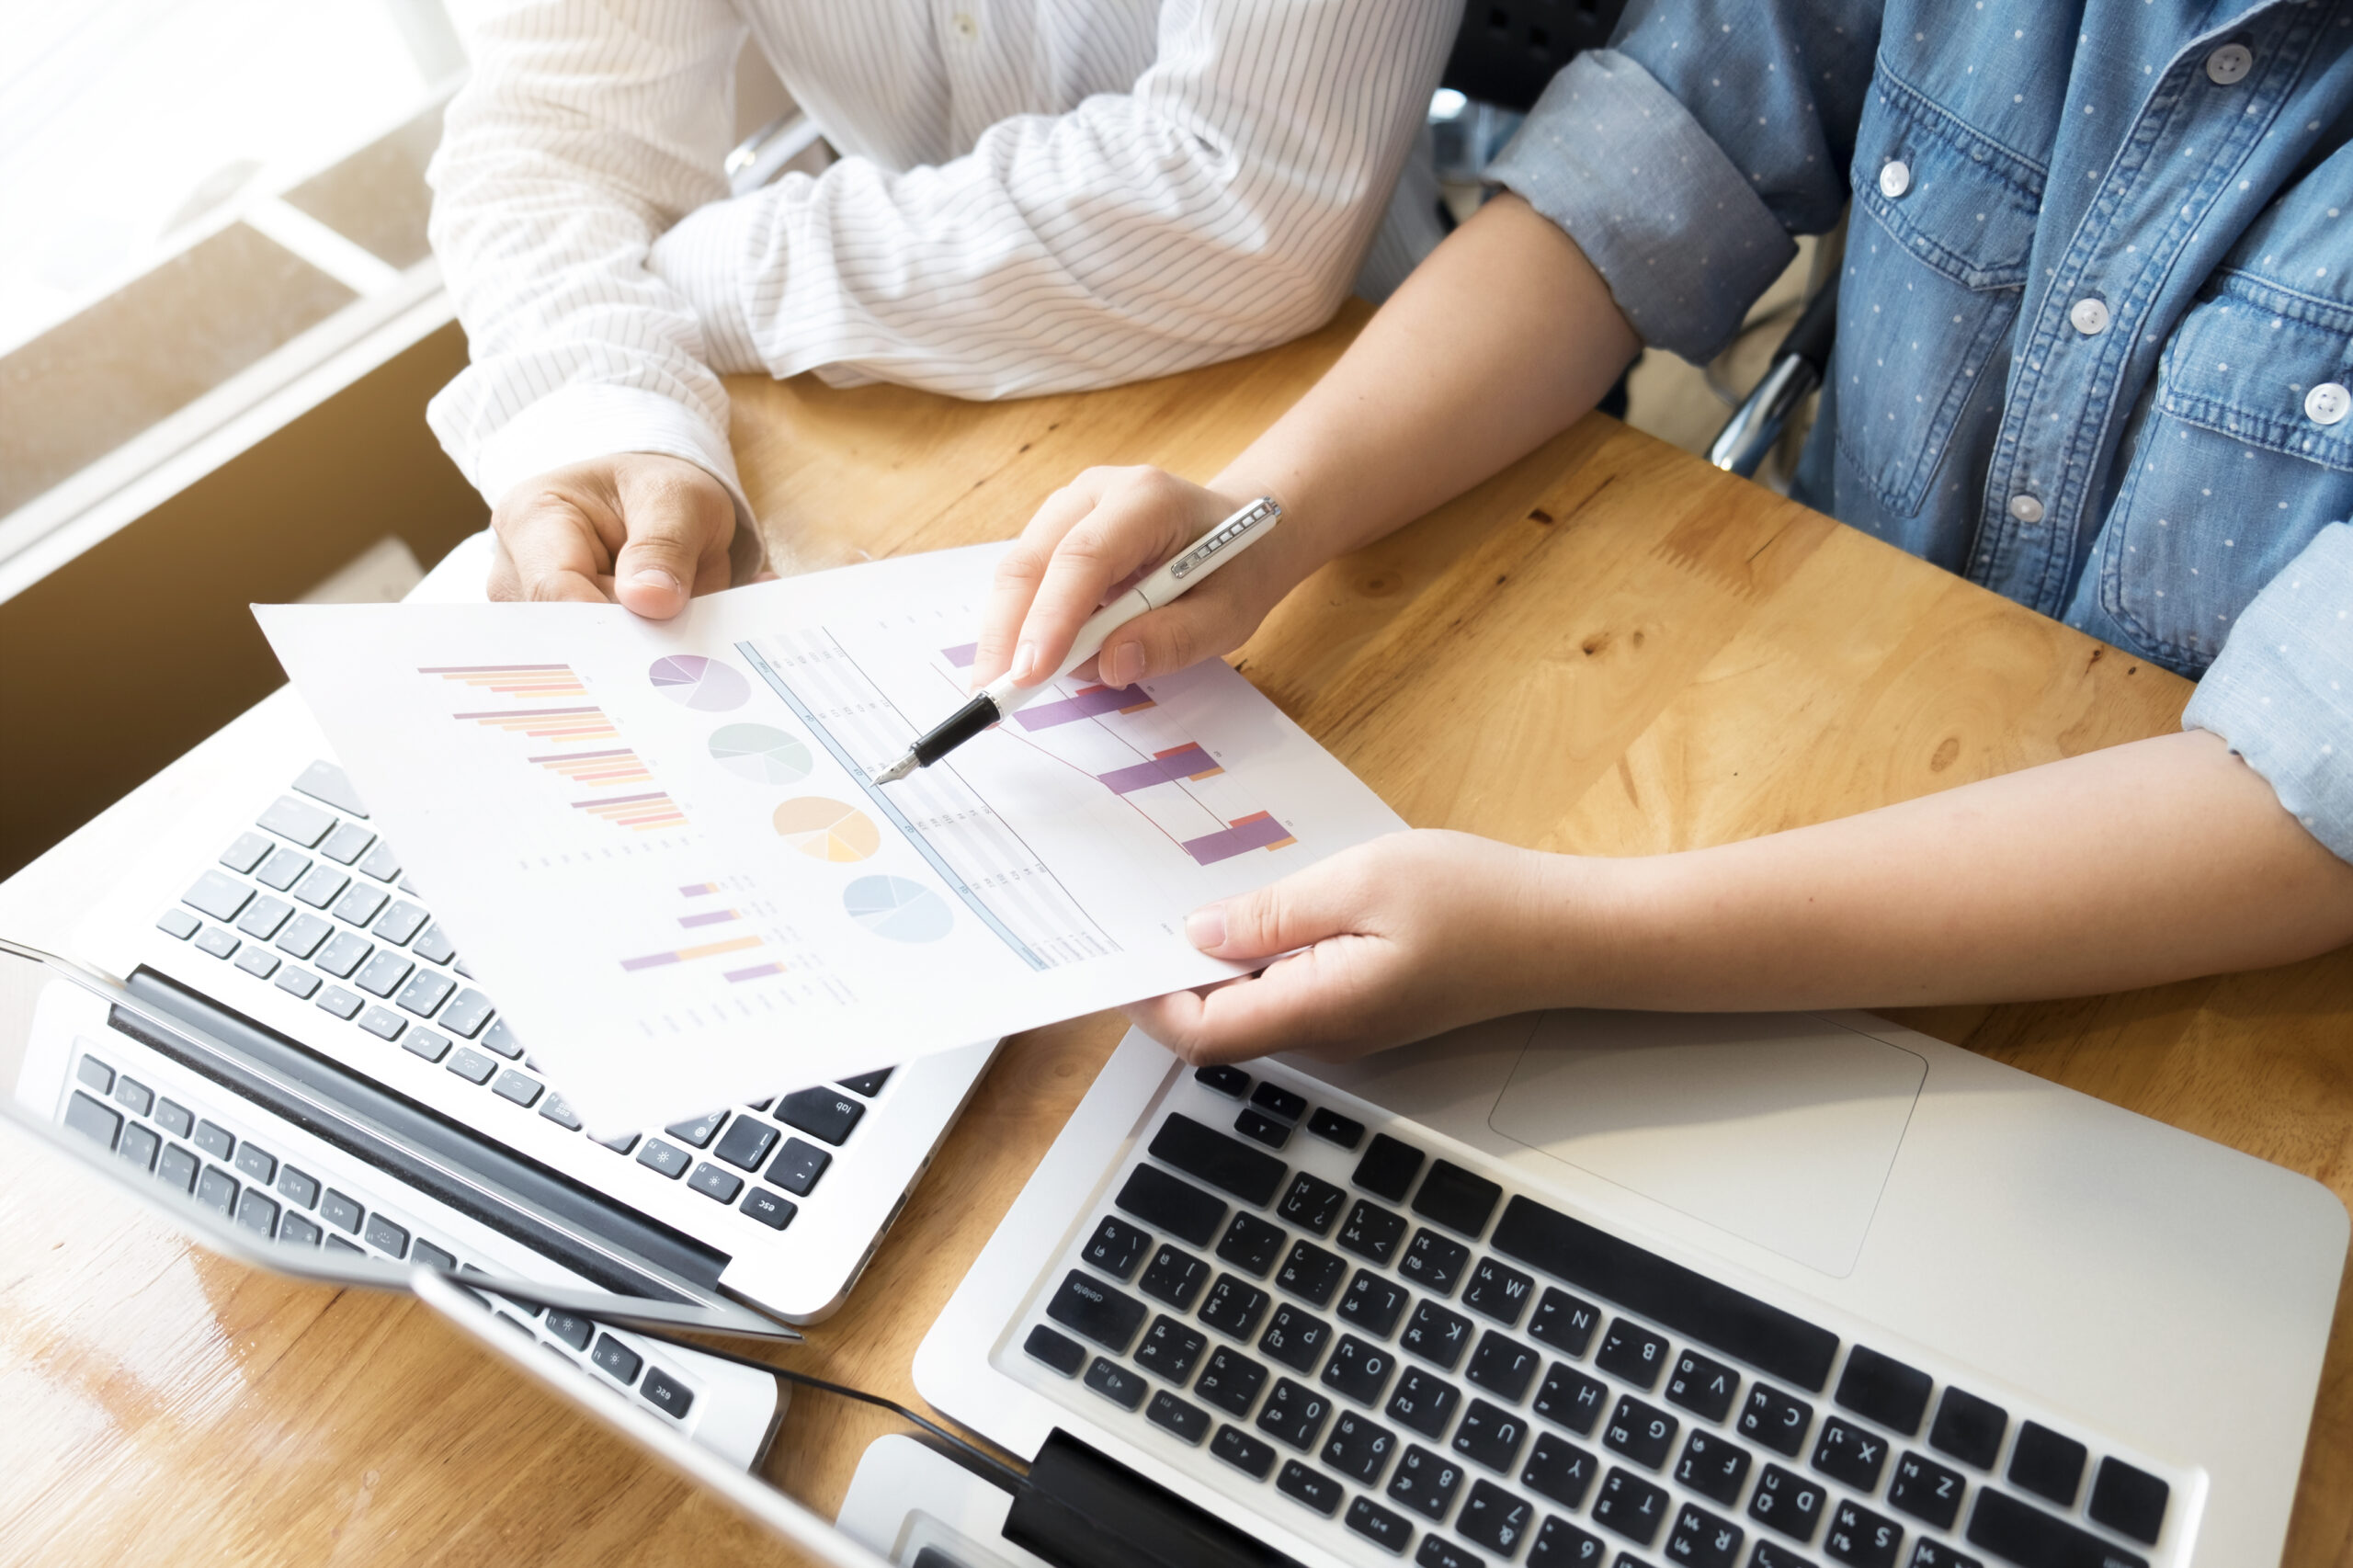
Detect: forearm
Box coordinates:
(1559, 731, 2353, 1010)
(1212, 194, 1642, 572)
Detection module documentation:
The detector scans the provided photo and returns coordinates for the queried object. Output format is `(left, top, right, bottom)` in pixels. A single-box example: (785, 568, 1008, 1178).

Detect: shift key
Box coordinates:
(1045, 1269, 1148, 1353)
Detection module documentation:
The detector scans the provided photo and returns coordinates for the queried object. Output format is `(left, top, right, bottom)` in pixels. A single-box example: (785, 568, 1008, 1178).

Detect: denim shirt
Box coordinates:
(1490, 0, 2353, 864)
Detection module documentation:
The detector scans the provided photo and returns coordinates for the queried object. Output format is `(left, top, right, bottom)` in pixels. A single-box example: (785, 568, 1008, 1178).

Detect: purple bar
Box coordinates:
(620, 951, 681, 971)
(678, 909, 739, 928)
(1014, 683, 1150, 731)
(1182, 812, 1294, 866)
(1096, 743, 1218, 795)
(942, 642, 979, 668)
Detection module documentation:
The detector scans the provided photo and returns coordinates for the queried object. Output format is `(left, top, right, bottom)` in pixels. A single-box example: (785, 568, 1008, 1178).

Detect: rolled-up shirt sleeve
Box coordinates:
(2183, 522, 2353, 865)
(1485, 0, 1879, 362)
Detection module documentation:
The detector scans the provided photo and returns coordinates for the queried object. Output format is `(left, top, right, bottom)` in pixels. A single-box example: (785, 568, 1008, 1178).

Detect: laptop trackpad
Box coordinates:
(1488, 1012, 1926, 1278)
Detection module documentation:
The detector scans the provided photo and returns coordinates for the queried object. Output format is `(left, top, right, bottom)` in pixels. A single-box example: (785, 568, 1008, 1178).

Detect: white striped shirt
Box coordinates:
(426, 0, 1459, 542)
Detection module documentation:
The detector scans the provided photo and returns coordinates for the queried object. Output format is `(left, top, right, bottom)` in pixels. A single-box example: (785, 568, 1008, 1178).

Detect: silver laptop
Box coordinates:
(907, 1017, 2347, 1568)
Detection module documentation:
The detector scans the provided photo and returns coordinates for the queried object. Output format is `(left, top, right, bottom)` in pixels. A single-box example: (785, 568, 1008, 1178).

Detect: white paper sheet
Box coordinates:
(255, 544, 1404, 1128)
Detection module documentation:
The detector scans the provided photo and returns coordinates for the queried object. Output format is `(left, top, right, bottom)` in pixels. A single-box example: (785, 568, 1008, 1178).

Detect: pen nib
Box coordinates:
(869, 749, 918, 786)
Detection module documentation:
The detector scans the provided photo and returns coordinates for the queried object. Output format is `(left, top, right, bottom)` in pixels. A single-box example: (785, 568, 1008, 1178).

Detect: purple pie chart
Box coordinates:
(648, 654, 749, 711)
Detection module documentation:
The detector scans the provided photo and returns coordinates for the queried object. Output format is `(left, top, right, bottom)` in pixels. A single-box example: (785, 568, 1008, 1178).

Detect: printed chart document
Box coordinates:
(256, 544, 1404, 1127)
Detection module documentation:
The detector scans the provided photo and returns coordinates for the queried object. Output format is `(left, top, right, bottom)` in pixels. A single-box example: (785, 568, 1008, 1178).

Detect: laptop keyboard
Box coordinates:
(153, 761, 890, 1239)
(1012, 1065, 2178, 1568)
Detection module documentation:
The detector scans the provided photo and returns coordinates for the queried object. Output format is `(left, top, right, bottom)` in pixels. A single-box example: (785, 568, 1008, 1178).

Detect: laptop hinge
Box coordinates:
(1004, 1429, 1303, 1568)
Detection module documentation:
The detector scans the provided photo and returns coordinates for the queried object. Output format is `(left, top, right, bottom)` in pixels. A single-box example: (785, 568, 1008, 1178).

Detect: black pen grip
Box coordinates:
(913, 692, 1002, 767)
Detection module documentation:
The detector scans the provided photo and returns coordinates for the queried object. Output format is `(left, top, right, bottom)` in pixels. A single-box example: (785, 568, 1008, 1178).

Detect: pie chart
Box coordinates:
(773, 796, 881, 862)
(843, 875, 952, 942)
(710, 723, 811, 785)
(649, 653, 750, 711)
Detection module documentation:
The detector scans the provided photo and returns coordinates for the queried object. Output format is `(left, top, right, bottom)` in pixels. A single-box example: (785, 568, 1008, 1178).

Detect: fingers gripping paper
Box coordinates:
(254, 544, 1404, 1127)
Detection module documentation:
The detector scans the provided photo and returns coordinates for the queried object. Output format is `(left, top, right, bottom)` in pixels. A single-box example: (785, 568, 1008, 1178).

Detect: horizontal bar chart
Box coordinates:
(679, 881, 721, 897)
(723, 960, 790, 983)
(1182, 810, 1297, 866)
(1013, 682, 1154, 731)
(573, 790, 688, 832)
(1097, 742, 1223, 794)
(420, 663, 589, 699)
(457, 705, 620, 744)
(530, 747, 654, 788)
(678, 908, 741, 928)
(620, 934, 764, 972)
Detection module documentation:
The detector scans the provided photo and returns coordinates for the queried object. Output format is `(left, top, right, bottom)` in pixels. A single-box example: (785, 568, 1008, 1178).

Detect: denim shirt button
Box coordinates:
(1878, 159, 1911, 199)
(2307, 382, 2350, 426)
(2008, 494, 2046, 525)
(2068, 298, 2110, 335)
(2205, 43, 2254, 86)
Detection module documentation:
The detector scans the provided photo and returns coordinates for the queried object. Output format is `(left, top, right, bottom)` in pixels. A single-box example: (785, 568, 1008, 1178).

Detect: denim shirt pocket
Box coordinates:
(1834, 63, 2043, 518)
(2092, 274, 2353, 673)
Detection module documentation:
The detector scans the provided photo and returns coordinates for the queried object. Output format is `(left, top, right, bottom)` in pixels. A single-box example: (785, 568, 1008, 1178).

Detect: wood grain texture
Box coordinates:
(1, 300, 2344, 1566)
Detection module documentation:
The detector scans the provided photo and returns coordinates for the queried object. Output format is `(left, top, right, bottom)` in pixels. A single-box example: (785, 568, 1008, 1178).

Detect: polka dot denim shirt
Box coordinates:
(1491, 0, 2353, 863)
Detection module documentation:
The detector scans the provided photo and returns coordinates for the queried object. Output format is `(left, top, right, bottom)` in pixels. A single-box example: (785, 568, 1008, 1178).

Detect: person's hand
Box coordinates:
(972, 467, 1304, 691)
(487, 453, 738, 618)
(1130, 831, 1594, 1065)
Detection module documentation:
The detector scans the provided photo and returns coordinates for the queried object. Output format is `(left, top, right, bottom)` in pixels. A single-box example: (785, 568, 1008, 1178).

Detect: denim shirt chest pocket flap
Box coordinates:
(2094, 276, 2353, 671)
(1836, 65, 2044, 517)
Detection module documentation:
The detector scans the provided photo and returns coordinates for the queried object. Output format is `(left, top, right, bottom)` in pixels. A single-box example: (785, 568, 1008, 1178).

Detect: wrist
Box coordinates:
(1515, 848, 1672, 1011)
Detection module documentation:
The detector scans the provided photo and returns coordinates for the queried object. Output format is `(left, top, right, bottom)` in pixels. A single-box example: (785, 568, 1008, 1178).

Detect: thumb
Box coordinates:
(1186, 853, 1365, 963)
(1095, 590, 1255, 688)
(613, 462, 734, 619)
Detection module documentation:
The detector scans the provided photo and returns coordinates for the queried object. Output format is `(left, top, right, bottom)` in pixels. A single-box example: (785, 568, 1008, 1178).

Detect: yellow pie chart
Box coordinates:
(772, 796, 881, 863)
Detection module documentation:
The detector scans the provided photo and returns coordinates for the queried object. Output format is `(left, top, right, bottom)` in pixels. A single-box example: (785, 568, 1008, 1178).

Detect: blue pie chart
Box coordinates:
(843, 875, 952, 943)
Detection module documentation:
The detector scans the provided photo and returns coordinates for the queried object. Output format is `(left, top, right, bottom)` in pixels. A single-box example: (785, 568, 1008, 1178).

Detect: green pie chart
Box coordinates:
(709, 723, 812, 785)
(844, 875, 952, 943)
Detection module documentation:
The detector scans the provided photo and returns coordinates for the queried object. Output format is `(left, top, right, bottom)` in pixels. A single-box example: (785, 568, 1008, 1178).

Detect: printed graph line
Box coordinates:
(738, 640, 1049, 971)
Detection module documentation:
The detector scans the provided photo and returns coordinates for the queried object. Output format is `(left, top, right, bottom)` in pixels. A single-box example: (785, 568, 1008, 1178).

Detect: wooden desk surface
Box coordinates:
(2, 302, 2346, 1566)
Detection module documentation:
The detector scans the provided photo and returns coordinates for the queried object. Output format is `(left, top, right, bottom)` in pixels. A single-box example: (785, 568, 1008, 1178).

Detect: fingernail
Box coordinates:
(1185, 904, 1226, 951)
(1011, 642, 1037, 681)
(1103, 642, 1142, 688)
(629, 566, 683, 595)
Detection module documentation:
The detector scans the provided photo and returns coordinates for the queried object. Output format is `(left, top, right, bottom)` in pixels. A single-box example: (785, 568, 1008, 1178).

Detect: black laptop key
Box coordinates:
(1279, 1171, 1348, 1234)
(182, 869, 253, 923)
(2087, 1458, 2168, 1546)
(1147, 1391, 1211, 1445)
(1666, 1350, 1741, 1422)
(235, 1189, 279, 1238)
(739, 1187, 796, 1230)
(2006, 1423, 2086, 1507)
(444, 992, 496, 1040)
(447, 1047, 498, 1085)
(278, 1213, 321, 1247)
(1276, 1239, 1347, 1306)
(1967, 1489, 2146, 1568)
(1401, 1228, 1471, 1295)
(640, 1368, 694, 1420)
(153, 1097, 193, 1140)
(157, 1142, 199, 1193)
(412, 923, 457, 965)
(1139, 1244, 1212, 1312)
(1354, 1132, 1427, 1201)
(1234, 1107, 1291, 1149)
(1277, 1458, 1347, 1517)
(1134, 1314, 1208, 1383)
(63, 1091, 121, 1151)
(1605, 1395, 1680, 1470)
(1196, 1346, 1269, 1415)
(233, 947, 281, 981)
(1386, 1365, 1462, 1438)
(1045, 1269, 1147, 1352)
(1462, 1258, 1535, 1326)
(233, 1142, 277, 1184)
(118, 1122, 161, 1173)
(192, 1119, 234, 1160)
(1905, 1543, 1980, 1568)
(364, 1212, 409, 1256)
(713, 1114, 779, 1171)
(1149, 1113, 1286, 1207)
(590, 1333, 643, 1385)
(1595, 1318, 1669, 1389)
(1339, 1199, 1411, 1265)
(1259, 1302, 1332, 1373)
(485, 1068, 541, 1108)
(1886, 1450, 1967, 1531)
(402, 1028, 452, 1063)
(1199, 1273, 1270, 1338)
(665, 1108, 725, 1148)
(1834, 1346, 1932, 1437)
(1245, 1080, 1305, 1120)
(1812, 1417, 1888, 1492)
(1466, 1331, 1541, 1402)
(1195, 1063, 1250, 1097)
(72, 1056, 108, 1096)
(1211, 1424, 1277, 1480)
(1530, 1516, 1608, 1565)
(396, 969, 453, 1017)
(273, 967, 321, 1000)
(1674, 1430, 1752, 1506)
(1453, 1398, 1529, 1471)
(1927, 1387, 2007, 1471)
(1591, 1467, 1671, 1547)
(1389, 1443, 1466, 1519)
(320, 1189, 363, 1232)
(1824, 1500, 1903, 1568)
(1460, 1479, 1536, 1557)
(1078, 1215, 1151, 1279)
(1747, 1463, 1825, 1544)
(1491, 1197, 1840, 1393)
(1256, 1378, 1332, 1451)
(1322, 1333, 1399, 1404)
(1217, 1210, 1287, 1277)
(197, 1167, 238, 1217)
(1664, 1502, 1744, 1568)
(778, 1086, 864, 1145)
(1524, 1429, 1601, 1509)
(412, 1239, 456, 1271)
(1414, 1537, 1481, 1568)
(533, 1094, 582, 1132)
(1413, 1161, 1504, 1238)
(1402, 1300, 1474, 1369)
(1023, 1324, 1086, 1376)
(1345, 1495, 1414, 1555)
(1741, 1384, 1815, 1458)
(1535, 1362, 1611, 1435)
(1084, 1357, 1148, 1411)
(1526, 1285, 1603, 1358)
(1309, 1107, 1366, 1148)
(767, 1137, 831, 1195)
(1338, 1268, 1412, 1337)
(1115, 1163, 1227, 1247)
(276, 1166, 319, 1208)
(1324, 1408, 1399, 1483)
(687, 1162, 743, 1203)
(358, 1004, 406, 1040)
